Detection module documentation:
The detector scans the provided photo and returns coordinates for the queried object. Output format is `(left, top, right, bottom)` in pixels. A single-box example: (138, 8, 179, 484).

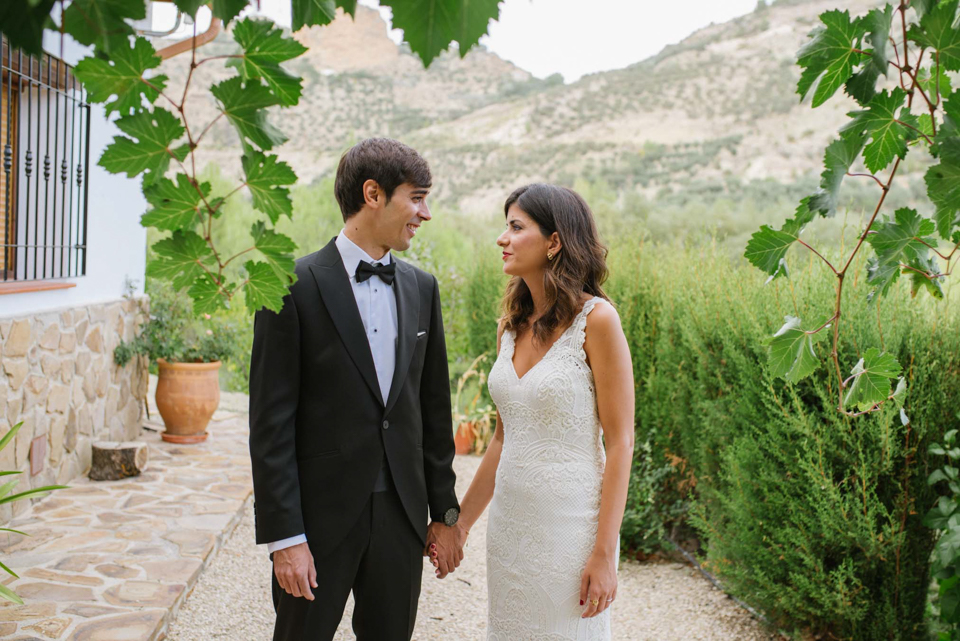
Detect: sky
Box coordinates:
(154, 0, 760, 83)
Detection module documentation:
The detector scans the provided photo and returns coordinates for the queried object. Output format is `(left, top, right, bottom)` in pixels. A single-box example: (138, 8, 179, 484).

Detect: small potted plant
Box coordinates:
(115, 282, 242, 443)
(452, 354, 496, 455)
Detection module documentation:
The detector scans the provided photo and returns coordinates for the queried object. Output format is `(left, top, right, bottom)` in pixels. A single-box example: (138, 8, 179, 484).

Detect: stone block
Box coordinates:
(108, 416, 124, 441)
(40, 354, 61, 378)
(91, 399, 105, 433)
(23, 387, 46, 413)
(60, 357, 75, 383)
(4, 320, 32, 358)
(47, 384, 70, 414)
(66, 408, 78, 452)
(26, 374, 48, 396)
(78, 405, 93, 436)
(39, 323, 60, 351)
(15, 582, 96, 602)
(14, 415, 33, 467)
(6, 395, 22, 426)
(77, 436, 92, 471)
(84, 326, 103, 353)
(76, 351, 91, 375)
(96, 371, 109, 399)
(59, 330, 77, 354)
(120, 398, 140, 428)
(71, 610, 166, 640)
(82, 369, 97, 403)
(33, 409, 49, 437)
(105, 387, 119, 423)
(0, 320, 10, 340)
(76, 319, 89, 345)
(3, 358, 29, 390)
(49, 415, 67, 464)
(72, 376, 85, 408)
(0, 423, 14, 471)
(60, 309, 74, 327)
(57, 454, 80, 485)
(0, 387, 5, 419)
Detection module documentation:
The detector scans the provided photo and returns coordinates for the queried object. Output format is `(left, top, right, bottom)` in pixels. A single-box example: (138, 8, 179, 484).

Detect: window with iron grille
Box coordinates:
(1, 35, 91, 283)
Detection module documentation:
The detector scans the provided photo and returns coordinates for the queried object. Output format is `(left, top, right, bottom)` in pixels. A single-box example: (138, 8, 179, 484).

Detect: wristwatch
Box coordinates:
(442, 507, 460, 527)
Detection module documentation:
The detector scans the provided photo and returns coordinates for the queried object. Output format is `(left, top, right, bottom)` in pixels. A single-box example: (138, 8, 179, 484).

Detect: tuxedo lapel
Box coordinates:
(308, 239, 384, 407)
(385, 260, 419, 414)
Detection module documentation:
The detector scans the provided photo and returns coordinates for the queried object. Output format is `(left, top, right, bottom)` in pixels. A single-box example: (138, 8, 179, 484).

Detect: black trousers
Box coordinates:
(271, 486, 424, 641)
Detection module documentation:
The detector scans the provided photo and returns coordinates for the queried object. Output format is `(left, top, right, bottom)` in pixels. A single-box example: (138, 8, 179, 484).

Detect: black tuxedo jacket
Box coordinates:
(249, 237, 458, 553)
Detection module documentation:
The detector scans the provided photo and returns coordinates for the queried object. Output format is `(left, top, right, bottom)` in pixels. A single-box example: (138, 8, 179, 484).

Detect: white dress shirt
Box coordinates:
(266, 230, 400, 554)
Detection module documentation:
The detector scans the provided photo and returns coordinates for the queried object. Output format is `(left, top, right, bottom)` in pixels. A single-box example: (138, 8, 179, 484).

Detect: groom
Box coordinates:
(249, 138, 465, 640)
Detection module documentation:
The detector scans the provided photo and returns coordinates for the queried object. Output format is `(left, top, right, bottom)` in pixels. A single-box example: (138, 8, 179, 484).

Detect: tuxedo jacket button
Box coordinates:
(382, 420, 389, 429)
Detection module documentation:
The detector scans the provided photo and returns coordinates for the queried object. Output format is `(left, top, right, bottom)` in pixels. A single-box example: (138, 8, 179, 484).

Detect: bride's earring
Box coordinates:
(547, 252, 554, 261)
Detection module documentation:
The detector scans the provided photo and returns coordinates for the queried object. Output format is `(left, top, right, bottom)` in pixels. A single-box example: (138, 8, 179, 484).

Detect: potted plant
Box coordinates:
(452, 354, 497, 455)
(115, 282, 242, 443)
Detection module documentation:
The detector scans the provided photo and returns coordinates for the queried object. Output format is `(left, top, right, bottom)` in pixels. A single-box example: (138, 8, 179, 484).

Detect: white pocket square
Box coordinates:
(417, 331, 427, 337)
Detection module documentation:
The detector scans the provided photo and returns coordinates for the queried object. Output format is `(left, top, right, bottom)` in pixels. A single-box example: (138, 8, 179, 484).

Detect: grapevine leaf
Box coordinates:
(844, 347, 902, 411)
(189, 274, 230, 315)
(141, 174, 208, 231)
(807, 132, 866, 216)
(98, 108, 188, 186)
(912, 0, 939, 20)
(0, 0, 57, 57)
(172, 0, 206, 18)
(926, 136, 960, 238)
(62, 0, 144, 53)
(211, 77, 287, 151)
(866, 254, 901, 302)
(337, 0, 357, 17)
(212, 0, 249, 23)
(73, 37, 167, 115)
(846, 88, 918, 172)
(291, 0, 336, 31)
(766, 316, 823, 383)
(252, 221, 298, 281)
(380, 0, 502, 67)
(147, 230, 215, 290)
(797, 10, 866, 107)
(243, 260, 290, 314)
(891, 376, 907, 408)
(908, 252, 945, 299)
(867, 207, 938, 263)
(918, 64, 954, 103)
(909, 0, 960, 72)
(844, 5, 893, 105)
(227, 19, 308, 107)
(242, 150, 297, 223)
(745, 199, 815, 280)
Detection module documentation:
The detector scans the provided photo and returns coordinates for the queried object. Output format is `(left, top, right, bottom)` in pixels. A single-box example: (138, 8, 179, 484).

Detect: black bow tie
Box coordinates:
(355, 260, 396, 285)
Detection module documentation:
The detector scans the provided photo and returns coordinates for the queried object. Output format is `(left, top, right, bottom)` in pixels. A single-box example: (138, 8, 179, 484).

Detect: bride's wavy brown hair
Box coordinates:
(501, 184, 609, 345)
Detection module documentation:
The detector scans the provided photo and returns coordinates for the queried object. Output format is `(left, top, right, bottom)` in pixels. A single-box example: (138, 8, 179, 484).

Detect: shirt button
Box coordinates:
(375, 289, 378, 293)
(382, 420, 389, 430)
(374, 329, 378, 333)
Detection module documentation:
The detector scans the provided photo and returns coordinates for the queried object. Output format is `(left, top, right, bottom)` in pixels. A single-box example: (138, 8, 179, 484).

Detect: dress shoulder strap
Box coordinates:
(571, 297, 605, 360)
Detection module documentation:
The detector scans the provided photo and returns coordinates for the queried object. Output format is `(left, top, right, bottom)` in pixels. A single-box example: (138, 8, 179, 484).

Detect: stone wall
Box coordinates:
(0, 298, 148, 523)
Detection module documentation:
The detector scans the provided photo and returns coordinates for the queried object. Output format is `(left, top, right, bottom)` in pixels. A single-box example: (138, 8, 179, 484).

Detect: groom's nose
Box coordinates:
(419, 203, 431, 221)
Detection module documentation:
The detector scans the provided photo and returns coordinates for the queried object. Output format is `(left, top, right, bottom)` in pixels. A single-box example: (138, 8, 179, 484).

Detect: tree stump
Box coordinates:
(89, 442, 148, 481)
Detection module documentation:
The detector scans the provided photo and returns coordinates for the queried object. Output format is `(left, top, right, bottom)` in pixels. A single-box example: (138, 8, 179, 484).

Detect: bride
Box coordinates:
(434, 183, 635, 640)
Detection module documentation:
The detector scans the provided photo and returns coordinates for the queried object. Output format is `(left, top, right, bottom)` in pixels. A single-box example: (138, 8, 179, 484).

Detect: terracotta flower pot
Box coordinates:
(155, 359, 221, 444)
(454, 421, 477, 455)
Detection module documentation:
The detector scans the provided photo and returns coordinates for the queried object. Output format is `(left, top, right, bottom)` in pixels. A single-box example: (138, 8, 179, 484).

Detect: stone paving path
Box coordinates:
(0, 390, 252, 640)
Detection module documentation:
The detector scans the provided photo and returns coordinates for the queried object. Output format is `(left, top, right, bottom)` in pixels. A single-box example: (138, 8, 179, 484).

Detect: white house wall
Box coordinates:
(0, 30, 147, 319)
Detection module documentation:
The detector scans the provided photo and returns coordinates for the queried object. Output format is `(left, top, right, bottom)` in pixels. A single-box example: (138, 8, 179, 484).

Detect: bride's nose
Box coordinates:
(496, 231, 508, 246)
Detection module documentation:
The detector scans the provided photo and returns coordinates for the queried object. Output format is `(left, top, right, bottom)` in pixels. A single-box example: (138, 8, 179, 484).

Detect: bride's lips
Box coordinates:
(502, 251, 511, 260)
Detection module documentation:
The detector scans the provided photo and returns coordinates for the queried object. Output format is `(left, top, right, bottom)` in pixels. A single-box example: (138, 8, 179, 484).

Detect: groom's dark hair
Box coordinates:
(334, 138, 432, 221)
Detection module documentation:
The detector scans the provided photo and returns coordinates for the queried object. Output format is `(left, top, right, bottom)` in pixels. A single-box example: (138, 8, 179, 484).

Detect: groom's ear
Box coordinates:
(362, 180, 382, 209)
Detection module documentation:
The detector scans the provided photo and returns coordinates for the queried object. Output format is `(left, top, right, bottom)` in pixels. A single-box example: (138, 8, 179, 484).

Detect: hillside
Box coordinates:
(159, 0, 936, 217)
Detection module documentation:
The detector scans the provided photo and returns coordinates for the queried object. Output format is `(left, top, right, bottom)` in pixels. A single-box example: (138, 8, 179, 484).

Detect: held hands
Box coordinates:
(424, 521, 467, 579)
(273, 542, 318, 600)
(579, 550, 617, 618)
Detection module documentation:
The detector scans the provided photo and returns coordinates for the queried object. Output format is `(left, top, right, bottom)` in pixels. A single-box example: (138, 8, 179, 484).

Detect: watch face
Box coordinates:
(443, 508, 459, 527)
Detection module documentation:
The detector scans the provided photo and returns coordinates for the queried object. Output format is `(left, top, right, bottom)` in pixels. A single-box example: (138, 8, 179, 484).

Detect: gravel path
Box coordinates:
(167, 455, 773, 640)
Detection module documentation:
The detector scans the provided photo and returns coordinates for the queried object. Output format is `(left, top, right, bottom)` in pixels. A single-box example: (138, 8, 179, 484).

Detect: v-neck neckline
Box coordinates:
(509, 330, 564, 383)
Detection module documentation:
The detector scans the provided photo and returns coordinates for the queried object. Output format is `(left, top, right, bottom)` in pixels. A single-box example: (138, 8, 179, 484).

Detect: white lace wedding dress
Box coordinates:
(485, 297, 613, 641)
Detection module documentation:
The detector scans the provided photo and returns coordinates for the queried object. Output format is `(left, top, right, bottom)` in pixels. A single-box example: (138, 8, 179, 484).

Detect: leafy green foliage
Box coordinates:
(73, 36, 166, 115)
(843, 347, 902, 411)
(844, 5, 892, 106)
(62, 0, 145, 53)
(212, 0, 249, 23)
(807, 132, 865, 216)
(141, 174, 209, 231)
(767, 316, 823, 382)
(867, 207, 938, 265)
(228, 18, 308, 107)
(0, 0, 57, 56)
(98, 108, 188, 185)
(242, 150, 296, 223)
(211, 77, 287, 151)
(242, 260, 289, 314)
(743, 198, 814, 280)
(845, 88, 918, 173)
(926, 136, 960, 239)
(797, 9, 865, 107)
(147, 230, 215, 290)
(908, 0, 960, 72)
(251, 221, 297, 281)
(925, 429, 960, 631)
(381, 0, 503, 67)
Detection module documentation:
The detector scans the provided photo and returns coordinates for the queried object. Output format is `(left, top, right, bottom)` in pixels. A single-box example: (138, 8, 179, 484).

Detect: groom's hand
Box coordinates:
(274, 542, 318, 600)
(425, 522, 467, 579)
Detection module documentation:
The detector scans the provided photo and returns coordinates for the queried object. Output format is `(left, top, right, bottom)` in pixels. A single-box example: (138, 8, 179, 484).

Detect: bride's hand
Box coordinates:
(579, 550, 617, 618)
